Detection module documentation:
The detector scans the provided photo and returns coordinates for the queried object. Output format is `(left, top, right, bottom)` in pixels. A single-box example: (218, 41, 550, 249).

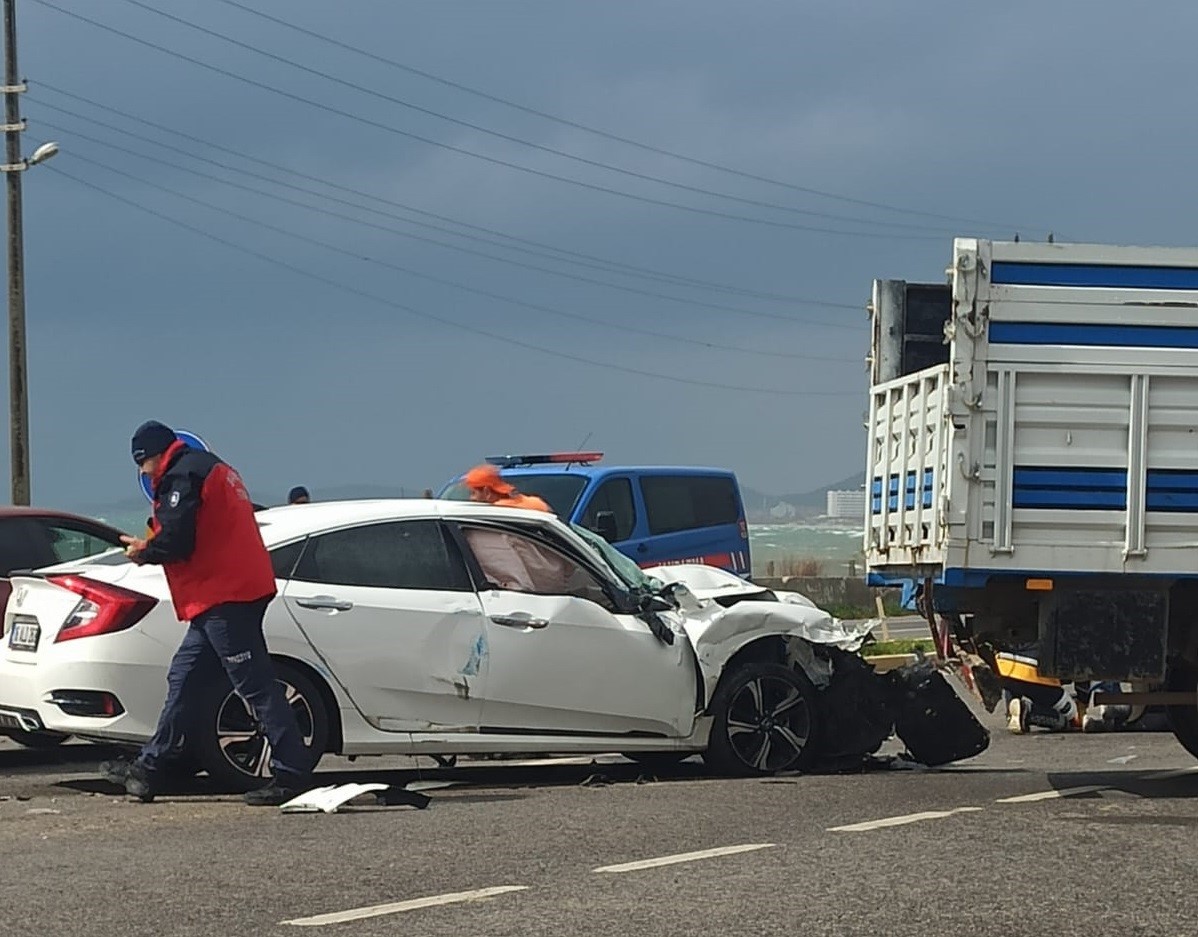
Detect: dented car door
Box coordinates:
(457, 524, 697, 738)
(282, 518, 488, 732)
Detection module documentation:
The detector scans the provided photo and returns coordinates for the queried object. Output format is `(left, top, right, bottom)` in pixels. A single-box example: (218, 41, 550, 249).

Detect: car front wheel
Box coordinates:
(703, 662, 819, 776)
(192, 662, 329, 792)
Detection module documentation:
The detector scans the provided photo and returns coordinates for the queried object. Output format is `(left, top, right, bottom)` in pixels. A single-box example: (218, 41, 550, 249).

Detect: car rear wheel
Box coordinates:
(703, 662, 819, 776)
(6, 728, 70, 749)
(192, 661, 329, 792)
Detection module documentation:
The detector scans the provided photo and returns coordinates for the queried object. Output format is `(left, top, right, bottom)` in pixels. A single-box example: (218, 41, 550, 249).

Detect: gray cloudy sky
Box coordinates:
(7, 0, 1197, 508)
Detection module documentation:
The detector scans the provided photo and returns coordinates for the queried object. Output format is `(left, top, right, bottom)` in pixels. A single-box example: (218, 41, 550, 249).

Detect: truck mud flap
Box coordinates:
(891, 660, 990, 766)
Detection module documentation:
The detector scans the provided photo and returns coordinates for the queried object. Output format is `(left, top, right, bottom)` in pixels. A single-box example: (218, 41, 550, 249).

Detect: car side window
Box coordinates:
(0, 518, 47, 575)
(293, 520, 472, 591)
(42, 523, 123, 564)
(462, 526, 616, 611)
(640, 475, 739, 535)
(580, 478, 636, 541)
(270, 539, 306, 580)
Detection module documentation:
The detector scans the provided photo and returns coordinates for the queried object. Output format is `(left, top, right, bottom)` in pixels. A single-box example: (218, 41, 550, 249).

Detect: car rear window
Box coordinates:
(640, 475, 740, 535)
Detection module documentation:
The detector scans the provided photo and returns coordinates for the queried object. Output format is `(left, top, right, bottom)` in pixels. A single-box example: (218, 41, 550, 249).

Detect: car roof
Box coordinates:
(255, 498, 565, 545)
(0, 506, 124, 531)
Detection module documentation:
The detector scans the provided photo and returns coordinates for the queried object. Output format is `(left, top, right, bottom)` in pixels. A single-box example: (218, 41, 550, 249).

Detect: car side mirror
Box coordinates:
(594, 511, 618, 543)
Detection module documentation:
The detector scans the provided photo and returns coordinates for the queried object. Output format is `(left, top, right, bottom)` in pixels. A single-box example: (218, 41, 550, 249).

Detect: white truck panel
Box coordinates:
(867, 238, 1198, 585)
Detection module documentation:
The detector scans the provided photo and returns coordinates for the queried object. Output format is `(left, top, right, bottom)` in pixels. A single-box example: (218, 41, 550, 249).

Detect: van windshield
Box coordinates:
(440, 473, 587, 518)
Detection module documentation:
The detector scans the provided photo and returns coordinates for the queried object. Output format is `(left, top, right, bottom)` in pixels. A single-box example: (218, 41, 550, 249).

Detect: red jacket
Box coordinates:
(139, 441, 276, 621)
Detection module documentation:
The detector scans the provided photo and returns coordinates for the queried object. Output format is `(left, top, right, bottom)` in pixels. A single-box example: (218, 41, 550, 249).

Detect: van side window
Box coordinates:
(581, 478, 636, 541)
(640, 475, 739, 535)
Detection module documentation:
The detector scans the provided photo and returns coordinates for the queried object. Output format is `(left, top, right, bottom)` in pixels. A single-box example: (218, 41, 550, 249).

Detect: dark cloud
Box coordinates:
(3, 0, 1193, 507)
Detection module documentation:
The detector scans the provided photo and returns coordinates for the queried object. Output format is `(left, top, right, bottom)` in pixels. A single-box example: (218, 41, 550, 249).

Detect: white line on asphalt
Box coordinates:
(593, 843, 776, 873)
(1143, 766, 1198, 781)
(995, 785, 1107, 803)
(827, 807, 982, 833)
(279, 886, 529, 927)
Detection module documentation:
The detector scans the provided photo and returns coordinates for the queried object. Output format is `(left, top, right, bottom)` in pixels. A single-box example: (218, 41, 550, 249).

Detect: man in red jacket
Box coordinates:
(109, 421, 311, 806)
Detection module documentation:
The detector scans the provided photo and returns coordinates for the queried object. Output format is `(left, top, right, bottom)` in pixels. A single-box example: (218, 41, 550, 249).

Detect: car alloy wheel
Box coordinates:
(705, 661, 819, 775)
(215, 678, 316, 779)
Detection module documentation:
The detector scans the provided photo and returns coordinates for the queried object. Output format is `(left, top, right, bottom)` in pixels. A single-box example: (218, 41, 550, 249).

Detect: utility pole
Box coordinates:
(1, 0, 57, 505)
(2, 0, 28, 505)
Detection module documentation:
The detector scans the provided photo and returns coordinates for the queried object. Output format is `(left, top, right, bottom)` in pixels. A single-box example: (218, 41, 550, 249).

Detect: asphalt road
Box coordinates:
(1, 710, 1196, 937)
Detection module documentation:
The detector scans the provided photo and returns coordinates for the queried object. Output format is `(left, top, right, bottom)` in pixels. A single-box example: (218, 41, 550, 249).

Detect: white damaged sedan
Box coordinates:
(0, 500, 907, 790)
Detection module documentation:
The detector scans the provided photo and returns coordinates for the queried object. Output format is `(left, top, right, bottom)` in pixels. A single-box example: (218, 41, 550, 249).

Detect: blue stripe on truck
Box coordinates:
(989, 322, 1198, 348)
(1012, 466, 1198, 513)
(992, 261, 1198, 290)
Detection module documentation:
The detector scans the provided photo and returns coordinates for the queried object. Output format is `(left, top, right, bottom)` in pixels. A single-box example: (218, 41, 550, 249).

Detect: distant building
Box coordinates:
(825, 489, 867, 521)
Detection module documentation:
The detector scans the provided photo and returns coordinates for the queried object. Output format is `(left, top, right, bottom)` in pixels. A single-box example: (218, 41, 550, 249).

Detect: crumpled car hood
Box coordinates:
(645, 563, 873, 653)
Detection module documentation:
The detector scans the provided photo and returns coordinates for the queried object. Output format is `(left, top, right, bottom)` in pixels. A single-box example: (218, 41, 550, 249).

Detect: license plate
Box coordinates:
(8, 616, 40, 652)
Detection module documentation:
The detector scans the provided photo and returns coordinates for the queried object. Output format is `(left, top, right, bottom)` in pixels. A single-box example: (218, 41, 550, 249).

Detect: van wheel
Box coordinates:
(703, 662, 819, 775)
(192, 662, 328, 792)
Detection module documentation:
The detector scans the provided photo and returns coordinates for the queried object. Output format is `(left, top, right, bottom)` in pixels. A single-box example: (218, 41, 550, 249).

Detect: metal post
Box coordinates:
(871, 279, 905, 386)
(3, 0, 27, 505)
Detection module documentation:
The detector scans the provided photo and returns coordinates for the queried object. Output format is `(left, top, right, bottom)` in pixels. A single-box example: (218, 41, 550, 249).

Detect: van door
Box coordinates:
(574, 474, 641, 551)
(635, 474, 750, 575)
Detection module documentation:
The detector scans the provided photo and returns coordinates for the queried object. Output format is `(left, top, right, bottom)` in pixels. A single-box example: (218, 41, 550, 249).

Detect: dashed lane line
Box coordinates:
(593, 843, 776, 873)
(827, 807, 983, 832)
(279, 886, 529, 927)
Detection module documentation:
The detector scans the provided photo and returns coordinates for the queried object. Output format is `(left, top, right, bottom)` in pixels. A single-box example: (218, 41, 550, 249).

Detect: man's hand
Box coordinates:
(120, 535, 148, 562)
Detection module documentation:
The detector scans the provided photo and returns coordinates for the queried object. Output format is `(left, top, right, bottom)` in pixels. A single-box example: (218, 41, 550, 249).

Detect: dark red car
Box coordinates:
(0, 507, 127, 747)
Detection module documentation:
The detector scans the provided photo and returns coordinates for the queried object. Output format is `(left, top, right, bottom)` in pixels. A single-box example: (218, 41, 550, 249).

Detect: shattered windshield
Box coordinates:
(570, 523, 661, 594)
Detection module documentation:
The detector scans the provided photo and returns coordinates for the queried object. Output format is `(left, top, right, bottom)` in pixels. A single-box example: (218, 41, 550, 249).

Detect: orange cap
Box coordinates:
(464, 464, 515, 495)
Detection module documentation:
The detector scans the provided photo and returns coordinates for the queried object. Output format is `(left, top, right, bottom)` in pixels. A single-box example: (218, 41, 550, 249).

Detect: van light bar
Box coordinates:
(485, 452, 604, 468)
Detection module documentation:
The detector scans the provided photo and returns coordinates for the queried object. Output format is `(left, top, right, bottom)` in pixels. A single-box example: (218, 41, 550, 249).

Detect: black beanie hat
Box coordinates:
(131, 421, 177, 465)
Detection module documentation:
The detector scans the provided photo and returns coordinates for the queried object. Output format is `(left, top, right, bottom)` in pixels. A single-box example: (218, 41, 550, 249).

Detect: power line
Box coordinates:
(213, 0, 1032, 233)
(29, 93, 862, 319)
(56, 145, 861, 363)
(30, 0, 941, 240)
(47, 164, 862, 398)
(115, 0, 960, 236)
(31, 112, 866, 330)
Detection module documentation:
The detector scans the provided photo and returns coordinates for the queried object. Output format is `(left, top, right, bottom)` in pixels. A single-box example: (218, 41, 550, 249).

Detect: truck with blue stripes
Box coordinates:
(865, 238, 1198, 757)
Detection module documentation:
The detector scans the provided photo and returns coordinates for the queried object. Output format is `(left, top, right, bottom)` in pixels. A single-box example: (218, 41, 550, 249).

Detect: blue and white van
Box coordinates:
(440, 453, 751, 577)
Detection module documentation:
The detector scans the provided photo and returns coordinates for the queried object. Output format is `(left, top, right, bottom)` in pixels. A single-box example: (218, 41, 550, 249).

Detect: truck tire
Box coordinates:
(1165, 660, 1198, 760)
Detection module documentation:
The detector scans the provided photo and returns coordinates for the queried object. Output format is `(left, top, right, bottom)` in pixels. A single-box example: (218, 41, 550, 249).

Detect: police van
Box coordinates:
(440, 453, 752, 577)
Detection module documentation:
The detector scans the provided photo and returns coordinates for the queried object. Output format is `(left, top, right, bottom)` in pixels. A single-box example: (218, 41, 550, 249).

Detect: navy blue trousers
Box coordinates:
(138, 597, 310, 779)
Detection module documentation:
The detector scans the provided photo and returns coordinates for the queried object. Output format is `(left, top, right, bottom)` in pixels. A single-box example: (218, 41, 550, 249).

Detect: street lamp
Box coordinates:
(1, 0, 57, 505)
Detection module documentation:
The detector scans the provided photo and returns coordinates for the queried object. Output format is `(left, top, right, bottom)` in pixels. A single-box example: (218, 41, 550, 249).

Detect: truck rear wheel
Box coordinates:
(1165, 660, 1198, 760)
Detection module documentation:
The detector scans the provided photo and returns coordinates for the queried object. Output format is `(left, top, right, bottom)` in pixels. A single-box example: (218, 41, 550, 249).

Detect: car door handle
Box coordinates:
(295, 595, 354, 612)
(490, 613, 549, 630)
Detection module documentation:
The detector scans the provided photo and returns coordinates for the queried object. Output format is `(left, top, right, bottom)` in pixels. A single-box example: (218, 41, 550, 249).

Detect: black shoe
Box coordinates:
(123, 760, 157, 803)
(243, 774, 310, 807)
(99, 756, 135, 786)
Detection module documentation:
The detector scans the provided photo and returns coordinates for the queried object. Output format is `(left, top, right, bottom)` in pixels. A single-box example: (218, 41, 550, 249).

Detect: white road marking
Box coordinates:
(593, 843, 775, 873)
(996, 785, 1107, 803)
(461, 755, 608, 769)
(1143, 766, 1198, 781)
(827, 807, 982, 833)
(280, 886, 528, 927)
(1107, 754, 1138, 765)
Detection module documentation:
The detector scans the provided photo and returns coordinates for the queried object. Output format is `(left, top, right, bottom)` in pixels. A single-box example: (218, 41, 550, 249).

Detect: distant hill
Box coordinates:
(742, 471, 866, 521)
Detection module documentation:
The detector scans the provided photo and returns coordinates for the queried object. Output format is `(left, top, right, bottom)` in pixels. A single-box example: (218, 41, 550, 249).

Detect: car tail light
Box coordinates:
(49, 576, 157, 643)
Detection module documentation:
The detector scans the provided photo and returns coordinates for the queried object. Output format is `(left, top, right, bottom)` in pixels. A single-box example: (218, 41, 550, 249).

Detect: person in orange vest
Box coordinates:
(463, 464, 552, 512)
